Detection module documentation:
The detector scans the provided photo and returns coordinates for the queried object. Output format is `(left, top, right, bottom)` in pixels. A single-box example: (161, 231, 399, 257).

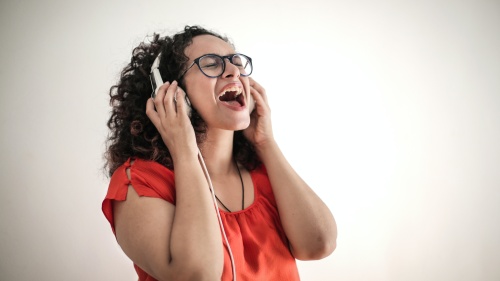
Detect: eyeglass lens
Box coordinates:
(198, 54, 251, 77)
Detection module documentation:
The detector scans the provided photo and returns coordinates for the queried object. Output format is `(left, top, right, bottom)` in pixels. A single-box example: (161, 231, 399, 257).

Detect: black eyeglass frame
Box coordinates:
(178, 53, 253, 80)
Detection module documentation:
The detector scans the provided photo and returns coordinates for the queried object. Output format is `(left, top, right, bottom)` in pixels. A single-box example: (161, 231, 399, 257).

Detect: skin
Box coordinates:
(112, 35, 337, 281)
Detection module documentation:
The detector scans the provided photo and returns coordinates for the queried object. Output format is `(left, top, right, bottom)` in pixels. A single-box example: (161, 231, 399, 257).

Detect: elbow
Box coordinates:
(292, 238, 337, 261)
(322, 239, 337, 258)
(190, 264, 223, 281)
(156, 260, 223, 281)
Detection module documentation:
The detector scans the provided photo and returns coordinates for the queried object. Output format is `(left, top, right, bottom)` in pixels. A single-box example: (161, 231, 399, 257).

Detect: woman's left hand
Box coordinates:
(243, 77, 275, 149)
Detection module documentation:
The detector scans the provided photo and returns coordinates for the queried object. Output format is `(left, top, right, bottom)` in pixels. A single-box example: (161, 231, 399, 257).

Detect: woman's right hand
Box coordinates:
(146, 80, 198, 161)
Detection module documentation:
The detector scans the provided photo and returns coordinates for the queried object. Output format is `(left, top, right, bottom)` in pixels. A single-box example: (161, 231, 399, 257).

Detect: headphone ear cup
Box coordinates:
(149, 71, 162, 99)
(185, 94, 192, 117)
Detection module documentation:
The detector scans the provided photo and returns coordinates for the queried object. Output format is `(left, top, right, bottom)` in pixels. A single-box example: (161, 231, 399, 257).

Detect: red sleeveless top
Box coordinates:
(102, 158, 300, 281)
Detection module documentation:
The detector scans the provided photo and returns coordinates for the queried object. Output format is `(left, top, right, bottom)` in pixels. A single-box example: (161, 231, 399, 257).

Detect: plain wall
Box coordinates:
(1, 0, 499, 280)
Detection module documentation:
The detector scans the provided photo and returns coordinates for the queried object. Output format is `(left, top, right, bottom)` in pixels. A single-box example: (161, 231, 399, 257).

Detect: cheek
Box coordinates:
(184, 76, 214, 98)
(241, 79, 251, 94)
(186, 81, 218, 113)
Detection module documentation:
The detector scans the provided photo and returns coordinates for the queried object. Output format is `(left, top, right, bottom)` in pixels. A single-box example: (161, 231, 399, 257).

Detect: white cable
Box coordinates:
(197, 149, 237, 281)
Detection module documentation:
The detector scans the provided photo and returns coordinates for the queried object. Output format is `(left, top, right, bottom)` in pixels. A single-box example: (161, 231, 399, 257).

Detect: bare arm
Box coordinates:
(113, 82, 224, 280)
(257, 142, 337, 260)
(244, 78, 337, 260)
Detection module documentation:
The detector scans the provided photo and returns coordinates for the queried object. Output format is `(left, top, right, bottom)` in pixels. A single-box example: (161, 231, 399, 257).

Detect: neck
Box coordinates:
(199, 128, 235, 176)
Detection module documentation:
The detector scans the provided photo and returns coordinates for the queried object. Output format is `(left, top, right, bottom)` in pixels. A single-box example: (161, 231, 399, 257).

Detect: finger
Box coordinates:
(250, 86, 269, 113)
(146, 97, 161, 128)
(175, 86, 189, 117)
(163, 80, 178, 116)
(154, 81, 170, 120)
(249, 77, 268, 104)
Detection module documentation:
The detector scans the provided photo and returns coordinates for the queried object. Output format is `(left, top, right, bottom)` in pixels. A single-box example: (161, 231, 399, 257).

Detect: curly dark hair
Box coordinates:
(105, 25, 260, 176)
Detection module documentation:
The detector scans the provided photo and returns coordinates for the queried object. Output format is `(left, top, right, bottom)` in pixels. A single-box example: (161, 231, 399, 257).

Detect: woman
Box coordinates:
(102, 25, 337, 281)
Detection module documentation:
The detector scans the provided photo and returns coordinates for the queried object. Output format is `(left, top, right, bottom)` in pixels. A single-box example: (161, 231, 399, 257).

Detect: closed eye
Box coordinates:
(201, 63, 219, 69)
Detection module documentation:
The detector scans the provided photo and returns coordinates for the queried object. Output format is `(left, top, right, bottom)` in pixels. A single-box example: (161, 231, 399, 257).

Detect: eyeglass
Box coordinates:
(178, 53, 253, 79)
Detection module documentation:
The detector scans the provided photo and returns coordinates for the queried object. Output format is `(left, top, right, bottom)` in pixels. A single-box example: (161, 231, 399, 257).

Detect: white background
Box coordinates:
(1, 0, 499, 280)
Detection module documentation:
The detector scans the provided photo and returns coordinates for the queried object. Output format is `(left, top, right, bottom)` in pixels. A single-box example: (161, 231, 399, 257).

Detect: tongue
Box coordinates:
(219, 91, 242, 107)
(223, 100, 241, 106)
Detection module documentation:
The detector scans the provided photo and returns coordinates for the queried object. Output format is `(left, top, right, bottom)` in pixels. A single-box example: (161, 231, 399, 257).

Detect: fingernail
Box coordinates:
(172, 80, 177, 85)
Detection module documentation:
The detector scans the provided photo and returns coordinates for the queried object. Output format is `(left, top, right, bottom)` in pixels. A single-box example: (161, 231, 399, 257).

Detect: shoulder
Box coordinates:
(109, 157, 176, 203)
(250, 163, 268, 177)
(103, 158, 176, 235)
(250, 164, 274, 199)
(127, 158, 175, 184)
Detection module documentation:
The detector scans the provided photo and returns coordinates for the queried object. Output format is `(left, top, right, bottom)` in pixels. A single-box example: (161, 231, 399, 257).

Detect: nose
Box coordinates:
(221, 58, 241, 78)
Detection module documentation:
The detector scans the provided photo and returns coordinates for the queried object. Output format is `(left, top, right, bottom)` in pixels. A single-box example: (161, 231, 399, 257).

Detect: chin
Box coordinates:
(237, 116, 251, 130)
(236, 121, 251, 131)
(223, 117, 251, 131)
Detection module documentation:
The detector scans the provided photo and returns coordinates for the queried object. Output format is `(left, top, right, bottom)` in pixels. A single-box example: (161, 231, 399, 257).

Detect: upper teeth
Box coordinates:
(220, 86, 242, 97)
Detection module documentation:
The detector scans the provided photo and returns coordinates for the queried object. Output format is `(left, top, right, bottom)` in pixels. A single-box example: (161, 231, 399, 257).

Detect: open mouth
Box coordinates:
(218, 86, 245, 106)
